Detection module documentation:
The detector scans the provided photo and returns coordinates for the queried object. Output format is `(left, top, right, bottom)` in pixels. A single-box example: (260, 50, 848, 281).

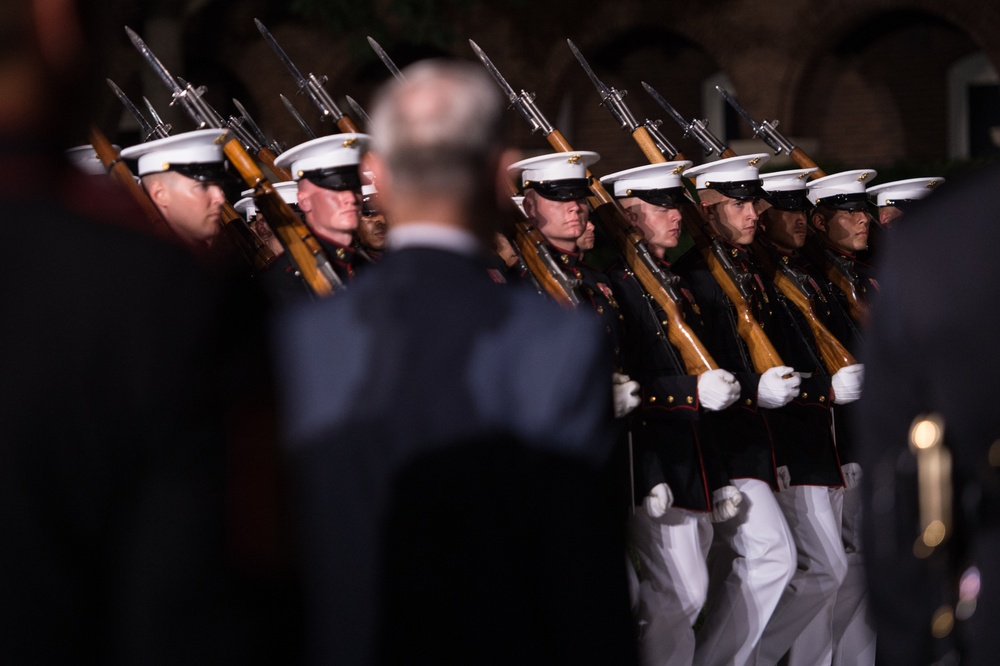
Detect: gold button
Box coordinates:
(661, 320, 669, 326)
(746, 398, 753, 406)
(667, 396, 674, 403)
(801, 392, 808, 399)
(649, 396, 657, 403)
(597, 306, 604, 314)
(560, 254, 570, 264)
(686, 396, 694, 404)
(619, 314, 624, 321)
(336, 248, 347, 260)
(819, 396, 825, 402)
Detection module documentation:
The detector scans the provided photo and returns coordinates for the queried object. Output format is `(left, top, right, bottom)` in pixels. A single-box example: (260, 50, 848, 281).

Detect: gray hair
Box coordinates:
(369, 59, 504, 199)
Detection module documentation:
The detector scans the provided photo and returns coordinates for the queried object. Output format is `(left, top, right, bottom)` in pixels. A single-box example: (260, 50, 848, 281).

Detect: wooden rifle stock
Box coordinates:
(623, 126, 783, 372)
(89, 126, 171, 235)
(249, 144, 341, 279)
(789, 148, 826, 178)
(801, 238, 869, 325)
(539, 128, 717, 374)
(749, 241, 856, 373)
(501, 178, 581, 307)
(219, 133, 333, 297)
(219, 201, 276, 271)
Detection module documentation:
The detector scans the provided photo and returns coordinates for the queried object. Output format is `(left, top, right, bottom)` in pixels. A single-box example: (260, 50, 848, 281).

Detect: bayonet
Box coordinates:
(234, 97, 284, 155)
(345, 95, 373, 132)
(469, 39, 554, 135)
(567, 39, 678, 159)
(106, 78, 162, 141)
(281, 93, 317, 140)
(715, 86, 795, 156)
(142, 97, 172, 139)
(642, 81, 729, 157)
(367, 36, 404, 82)
(255, 18, 358, 131)
(126, 27, 228, 130)
(567, 39, 639, 133)
(127, 27, 259, 152)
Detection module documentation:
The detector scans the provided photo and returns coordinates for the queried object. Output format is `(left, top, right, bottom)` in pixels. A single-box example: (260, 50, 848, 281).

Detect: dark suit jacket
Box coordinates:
(0, 156, 288, 664)
(860, 164, 1000, 665)
(274, 244, 637, 665)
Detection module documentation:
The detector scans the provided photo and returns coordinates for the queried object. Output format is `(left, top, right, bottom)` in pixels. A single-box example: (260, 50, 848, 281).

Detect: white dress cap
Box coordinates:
(866, 177, 944, 207)
(233, 197, 256, 219)
(682, 153, 771, 192)
(362, 170, 378, 198)
(66, 144, 111, 176)
(759, 168, 818, 211)
(507, 151, 600, 201)
(120, 129, 227, 177)
(240, 180, 299, 207)
(806, 169, 878, 206)
(273, 133, 371, 180)
(759, 167, 818, 193)
(600, 161, 693, 197)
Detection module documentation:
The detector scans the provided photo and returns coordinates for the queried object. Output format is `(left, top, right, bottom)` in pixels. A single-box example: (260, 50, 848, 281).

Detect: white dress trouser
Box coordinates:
(628, 505, 713, 666)
(829, 484, 876, 665)
(754, 485, 849, 665)
(693, 478, 796, 666)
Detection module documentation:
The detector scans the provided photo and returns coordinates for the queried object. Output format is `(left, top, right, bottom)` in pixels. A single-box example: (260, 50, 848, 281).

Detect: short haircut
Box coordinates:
(369, 59, 504, 200)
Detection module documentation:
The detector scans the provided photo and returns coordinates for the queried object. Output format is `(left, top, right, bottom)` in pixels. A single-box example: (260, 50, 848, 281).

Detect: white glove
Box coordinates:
(644, 483, 674, 518)
(697, 369, 740, 412)
(711, 485, 743, 523)
(757, 365, 801, 409)
(612, 372, 641, 418)
(841, 462, 863, 490)
(831, 364, 864, 404)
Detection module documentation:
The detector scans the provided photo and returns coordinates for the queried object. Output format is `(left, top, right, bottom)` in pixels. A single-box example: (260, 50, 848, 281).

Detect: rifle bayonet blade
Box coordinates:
(567, 39, 611, 98)
(255, 19, 308, 88)
(233, 98, 269, 146)
(641, 81, 689, 130)
(280, 93, 316, 140)
(125, 26, 183, 96)
(367, 36, 405, 82)
(468, 40, 518, 103)
(716, 86, 759, 131)
(106, 78, 155, 138)
(345, 95, 373, 131)
(142, 97, 172, 138)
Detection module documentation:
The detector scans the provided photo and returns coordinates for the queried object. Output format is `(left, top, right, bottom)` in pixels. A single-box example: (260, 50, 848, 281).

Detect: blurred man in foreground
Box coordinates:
(274, 59, 637, 665)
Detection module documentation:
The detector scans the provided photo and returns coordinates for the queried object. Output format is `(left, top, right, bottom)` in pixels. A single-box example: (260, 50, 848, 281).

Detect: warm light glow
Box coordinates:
(923, 520, 947, 547)
(912, 419, 942, 450)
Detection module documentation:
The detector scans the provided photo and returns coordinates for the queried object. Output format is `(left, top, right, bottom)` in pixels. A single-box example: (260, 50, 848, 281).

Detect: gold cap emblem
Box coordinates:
(857, 171, 871, 182)
(567, 154, 582, 164)
(672, 164, 685, 174)
(342, 137, 358, 148)
(747, 157, 761, 166)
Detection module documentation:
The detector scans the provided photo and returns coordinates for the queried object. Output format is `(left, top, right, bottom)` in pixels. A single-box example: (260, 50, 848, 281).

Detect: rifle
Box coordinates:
(256, 19, 362, 134)
(565, 48, 784, 372)
(126, 26, 336, 293)
(712, 87, 873, 322)
(281, 93, 318, 140)
(502, 181, 582, 307)
(89, 125, 172, 236)
(615, 75, 867, 373)
(363, 39, 581, 307)
(715, 86, 826, 178)
(221, 131, 334, 296)
(472, 40, 717, 375)
(747, 242, 857, 372)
